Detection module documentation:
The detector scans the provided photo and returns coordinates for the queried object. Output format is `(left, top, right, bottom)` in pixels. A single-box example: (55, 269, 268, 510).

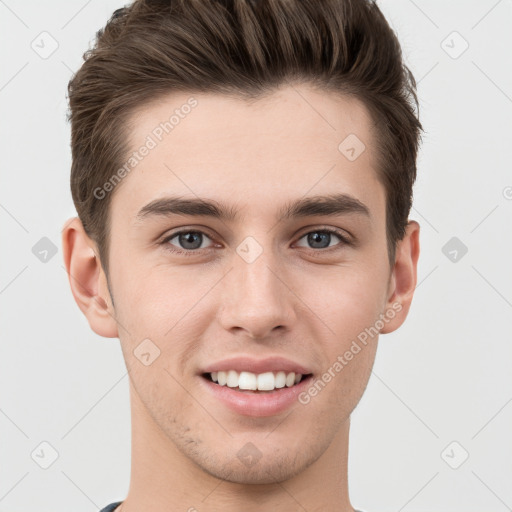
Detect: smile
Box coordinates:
(204, 370, 306, 392)
(199, 371, 314, 417)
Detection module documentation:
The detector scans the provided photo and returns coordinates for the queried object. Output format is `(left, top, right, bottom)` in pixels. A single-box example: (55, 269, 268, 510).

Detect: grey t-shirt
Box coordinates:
(99, 504, 365, 511)
(100, 503, 122, 512)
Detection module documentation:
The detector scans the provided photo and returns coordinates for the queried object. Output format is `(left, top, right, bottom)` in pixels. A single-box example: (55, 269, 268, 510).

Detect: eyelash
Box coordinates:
(159, 227, 352, 257)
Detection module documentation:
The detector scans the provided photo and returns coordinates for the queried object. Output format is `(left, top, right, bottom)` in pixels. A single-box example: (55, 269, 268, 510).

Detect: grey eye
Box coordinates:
(168, 231, 212, 251)
(295, 230, 343, 249)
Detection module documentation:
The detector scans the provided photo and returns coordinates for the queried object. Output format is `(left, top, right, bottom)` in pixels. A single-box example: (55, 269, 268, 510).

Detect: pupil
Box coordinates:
(180, 232, 202, 250)
(308, 232, 330, 249)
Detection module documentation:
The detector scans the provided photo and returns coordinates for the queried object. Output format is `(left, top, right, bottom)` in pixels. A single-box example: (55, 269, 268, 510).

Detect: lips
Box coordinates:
(200, 355, 312, 376)
(197, 355, 314, 416)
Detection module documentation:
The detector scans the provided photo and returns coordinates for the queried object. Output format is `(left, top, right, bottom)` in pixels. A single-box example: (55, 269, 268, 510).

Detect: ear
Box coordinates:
(380, 220, 420, 334)
(61, 217, 119, 338)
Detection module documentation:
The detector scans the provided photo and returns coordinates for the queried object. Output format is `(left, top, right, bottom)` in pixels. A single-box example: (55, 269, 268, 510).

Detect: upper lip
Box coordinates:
(201, 356, 312, 376)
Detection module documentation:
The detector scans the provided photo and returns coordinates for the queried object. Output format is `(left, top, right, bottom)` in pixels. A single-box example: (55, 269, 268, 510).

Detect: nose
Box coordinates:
(217, 245, 297, 340)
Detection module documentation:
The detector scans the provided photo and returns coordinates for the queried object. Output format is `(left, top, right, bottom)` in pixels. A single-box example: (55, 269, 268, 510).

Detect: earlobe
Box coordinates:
(61, 217, 119, 338)
(380, 220, 420, 334)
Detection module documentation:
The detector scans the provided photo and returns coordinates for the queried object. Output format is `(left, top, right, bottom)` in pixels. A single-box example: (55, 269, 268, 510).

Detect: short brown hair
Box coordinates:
(67, 0, 422, 278)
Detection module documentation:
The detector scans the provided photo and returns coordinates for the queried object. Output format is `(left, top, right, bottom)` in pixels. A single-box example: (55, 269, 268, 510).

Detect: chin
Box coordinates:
(200, 453, 305, 485)
(181, 438, 326, 486)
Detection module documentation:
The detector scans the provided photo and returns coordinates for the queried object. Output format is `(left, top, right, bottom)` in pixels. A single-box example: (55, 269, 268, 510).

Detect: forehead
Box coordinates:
(111, 84, 384, 223)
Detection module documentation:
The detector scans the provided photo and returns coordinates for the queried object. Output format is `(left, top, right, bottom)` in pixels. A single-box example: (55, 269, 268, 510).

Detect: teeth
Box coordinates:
(238, 371, 257, 390)
(226, 370, 238, 388)
(285, 372, 295, 387)
(275, 371, 286, 389)
(209, 370, 304, 391)
(257, 372, 275, 391)
(217, 371, 227, 386)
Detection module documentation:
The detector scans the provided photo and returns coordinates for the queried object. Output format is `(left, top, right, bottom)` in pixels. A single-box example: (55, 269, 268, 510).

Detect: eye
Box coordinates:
(295, 228, 351, 250)
(163, 230, 215, 254)
(160, 227, 351, 256)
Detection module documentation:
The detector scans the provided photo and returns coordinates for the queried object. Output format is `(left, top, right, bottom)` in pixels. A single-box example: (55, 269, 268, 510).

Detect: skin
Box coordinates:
(62, 84, 420, 512)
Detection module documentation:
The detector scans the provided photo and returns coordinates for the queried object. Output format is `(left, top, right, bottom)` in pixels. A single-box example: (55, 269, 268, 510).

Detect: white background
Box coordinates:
(1, 1, 511, 511)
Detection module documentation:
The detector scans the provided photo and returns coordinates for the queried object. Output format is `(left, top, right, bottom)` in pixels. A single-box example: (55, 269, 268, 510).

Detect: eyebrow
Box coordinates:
(135, 193, 371, 223)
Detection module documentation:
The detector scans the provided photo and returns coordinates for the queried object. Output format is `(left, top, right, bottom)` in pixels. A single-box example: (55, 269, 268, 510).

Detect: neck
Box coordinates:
(120, 380, 355, 512)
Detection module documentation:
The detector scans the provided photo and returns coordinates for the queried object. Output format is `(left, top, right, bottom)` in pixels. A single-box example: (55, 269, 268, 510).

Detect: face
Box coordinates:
(100, 85, 398, 484)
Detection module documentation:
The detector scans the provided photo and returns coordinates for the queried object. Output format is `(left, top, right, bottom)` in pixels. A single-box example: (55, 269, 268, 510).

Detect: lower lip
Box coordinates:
(198, 374, 313, 417)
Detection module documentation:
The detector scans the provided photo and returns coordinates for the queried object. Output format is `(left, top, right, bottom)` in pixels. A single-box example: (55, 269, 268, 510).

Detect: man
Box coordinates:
(62, 0, 421, 510)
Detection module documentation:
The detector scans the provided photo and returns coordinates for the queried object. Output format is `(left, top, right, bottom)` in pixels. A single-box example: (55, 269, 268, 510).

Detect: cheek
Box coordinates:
(111, 264, 218, 374)
(298, 266, 385, 400)
(112, 259, 206, 328)
(302, 263, 388, 335)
